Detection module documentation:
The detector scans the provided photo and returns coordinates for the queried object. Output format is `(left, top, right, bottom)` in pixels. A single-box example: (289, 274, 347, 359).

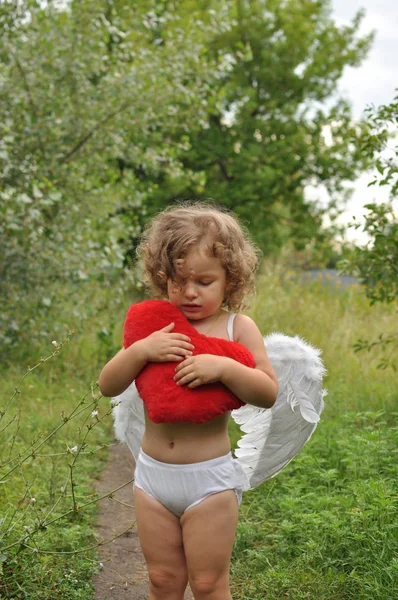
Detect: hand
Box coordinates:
(141, 322, 194, 363)
(174, 354, 228, 388)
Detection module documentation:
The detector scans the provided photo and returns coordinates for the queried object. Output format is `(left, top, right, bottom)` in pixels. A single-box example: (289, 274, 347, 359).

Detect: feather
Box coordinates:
(231, 332, 326, 488)
(287, 381, 320, 423)
(111, 382, 145, 461)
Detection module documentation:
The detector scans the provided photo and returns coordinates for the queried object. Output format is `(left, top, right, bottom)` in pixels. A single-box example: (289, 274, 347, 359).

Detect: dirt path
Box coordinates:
(93, 443, 194, 600)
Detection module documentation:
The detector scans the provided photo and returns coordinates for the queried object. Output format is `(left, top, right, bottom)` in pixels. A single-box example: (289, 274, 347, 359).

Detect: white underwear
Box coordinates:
(134, 450, 249, 518)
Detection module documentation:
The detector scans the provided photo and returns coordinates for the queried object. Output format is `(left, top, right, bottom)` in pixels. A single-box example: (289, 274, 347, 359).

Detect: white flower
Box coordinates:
(51, 340, 58, 347)
(70, 446, 78, 454)
(30, 497, 36, 504)
(99, 562, 104, 570)
(91, 410, 99, 419)
(24, 525, 31, 533)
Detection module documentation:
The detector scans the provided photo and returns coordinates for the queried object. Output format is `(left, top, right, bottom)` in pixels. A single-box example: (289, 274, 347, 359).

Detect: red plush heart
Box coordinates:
(123, 300, 256, 423)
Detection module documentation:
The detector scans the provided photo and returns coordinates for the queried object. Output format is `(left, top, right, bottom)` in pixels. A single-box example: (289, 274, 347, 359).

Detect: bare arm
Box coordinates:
(99, 322, 194, 397)
(220, 314, 278, 408)
(98, 340, 148, 397)
(174, 315, 278, 409)
(220, 359, 277, 409)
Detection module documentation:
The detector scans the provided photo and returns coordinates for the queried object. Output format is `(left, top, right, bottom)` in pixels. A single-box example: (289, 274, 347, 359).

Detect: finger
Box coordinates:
(170, 334, 194, 344)
(169, 347, 192, 359)
(165, 354, 186, 362)
(175, 357, 193, 372)
(171, 343, 194, 353)
(176, 373, 196, 386)
(174, 366, 191, 382)
(188, 378, 202, 389)
(161, 322, 175, 332)
(173, 368, 184, 381)
(178, 341, 195, 351)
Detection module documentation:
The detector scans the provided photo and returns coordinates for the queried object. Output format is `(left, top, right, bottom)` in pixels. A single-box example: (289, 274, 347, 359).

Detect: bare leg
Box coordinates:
(134, 486, 189, 600)
(181, 490, 239, 600)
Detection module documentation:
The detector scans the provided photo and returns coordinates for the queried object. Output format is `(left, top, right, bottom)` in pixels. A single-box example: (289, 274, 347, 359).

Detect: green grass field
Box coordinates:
(1, 266, 397, 599)
(231, 266, 397, 599)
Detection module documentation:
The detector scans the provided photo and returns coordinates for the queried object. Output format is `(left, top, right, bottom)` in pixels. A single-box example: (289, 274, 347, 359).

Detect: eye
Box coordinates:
(199, 281, 212, 286)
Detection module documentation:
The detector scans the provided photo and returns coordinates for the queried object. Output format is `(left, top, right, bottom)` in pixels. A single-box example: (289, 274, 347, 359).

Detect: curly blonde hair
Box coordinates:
(136, 202, 261, 311)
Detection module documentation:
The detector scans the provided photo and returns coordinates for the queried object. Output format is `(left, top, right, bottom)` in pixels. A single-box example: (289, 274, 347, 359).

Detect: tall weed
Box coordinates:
(1, 264, 397, 598)
(231, 264, 397, 599)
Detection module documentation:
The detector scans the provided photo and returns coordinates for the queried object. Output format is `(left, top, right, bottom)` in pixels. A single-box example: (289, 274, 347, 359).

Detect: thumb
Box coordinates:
(161, 322, 175, 332)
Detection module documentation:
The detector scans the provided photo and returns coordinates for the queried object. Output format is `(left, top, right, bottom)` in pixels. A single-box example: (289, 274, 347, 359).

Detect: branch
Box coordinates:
(60, 102, 133, 164)
(23, 519, 136, 555)
(236, 0, 261, 118)
(217, 158, 234, 182)
(2, 476, 135, 553)
(13, 55, 47, 160)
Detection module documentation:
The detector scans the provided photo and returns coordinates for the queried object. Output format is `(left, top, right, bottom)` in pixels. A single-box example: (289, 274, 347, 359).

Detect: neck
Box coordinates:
(203, 310, 223, 336)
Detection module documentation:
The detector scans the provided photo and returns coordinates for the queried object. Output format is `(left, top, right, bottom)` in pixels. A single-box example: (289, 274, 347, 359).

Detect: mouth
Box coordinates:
(182, 304, 201, 310)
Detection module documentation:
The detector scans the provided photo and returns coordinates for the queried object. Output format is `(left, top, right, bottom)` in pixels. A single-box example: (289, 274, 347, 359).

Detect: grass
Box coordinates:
(230, 264, 398, 599)
(0, 357, 112, 599)
(230, 413, 397, 599)
(1, 263, 397, 598)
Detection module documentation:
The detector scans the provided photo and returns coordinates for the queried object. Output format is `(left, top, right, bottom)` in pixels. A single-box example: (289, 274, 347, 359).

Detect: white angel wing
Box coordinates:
(232, 333, 326, 489)
(111, 382, 145, 461)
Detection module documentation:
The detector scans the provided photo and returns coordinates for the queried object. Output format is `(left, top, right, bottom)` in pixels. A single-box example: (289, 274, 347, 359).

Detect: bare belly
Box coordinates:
(141, 408, 232, 464)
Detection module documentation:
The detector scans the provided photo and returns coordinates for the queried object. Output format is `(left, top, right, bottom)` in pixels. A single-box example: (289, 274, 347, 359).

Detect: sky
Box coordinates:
(327, 0, 397, 242)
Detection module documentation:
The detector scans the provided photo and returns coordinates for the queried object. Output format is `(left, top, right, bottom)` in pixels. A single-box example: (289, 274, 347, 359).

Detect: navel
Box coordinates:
(169, 440, 175, 449)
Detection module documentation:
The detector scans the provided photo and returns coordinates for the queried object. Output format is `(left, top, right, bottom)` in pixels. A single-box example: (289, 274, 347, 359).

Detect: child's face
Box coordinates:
(167, 241, 227, 322)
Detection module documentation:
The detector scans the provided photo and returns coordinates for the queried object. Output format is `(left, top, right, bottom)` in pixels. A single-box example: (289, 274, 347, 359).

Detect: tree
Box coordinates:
(0, 0, 224, 355)
(340, 95, 398, 368)
(0, 0, 376, 357)
(119, 0, 374, 255)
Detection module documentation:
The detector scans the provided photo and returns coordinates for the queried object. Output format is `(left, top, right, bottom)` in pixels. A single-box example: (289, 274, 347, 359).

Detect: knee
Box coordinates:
(189, 572, 228, 597)
(149, 566, 187, 593)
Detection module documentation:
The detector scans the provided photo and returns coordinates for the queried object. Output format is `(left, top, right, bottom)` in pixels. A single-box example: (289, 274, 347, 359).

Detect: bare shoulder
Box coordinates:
(233, 313, 259, 335)
(233, 314, 264, 347)
(234, 314, 277, 381)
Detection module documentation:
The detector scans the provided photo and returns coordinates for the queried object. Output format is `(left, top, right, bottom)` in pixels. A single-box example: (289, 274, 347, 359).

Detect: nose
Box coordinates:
(184, 280, 198, 299)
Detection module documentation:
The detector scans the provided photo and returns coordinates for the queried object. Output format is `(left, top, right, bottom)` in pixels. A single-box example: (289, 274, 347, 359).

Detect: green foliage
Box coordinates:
(362, 94, 398, 196)
(341, 94, 398, 305)
(341, 203, 398, 368)
(341, 203, 398, 305)
(1, 262, 397, 598)
(1, 0, 375, 359)
(0, 0, 221, 355)
(229, 266, 397, 600)
(0, 344, 113, 599)
(251, 261, 397, 415)
(339, 94, 398, 368)
(130, 0, 374, 253)
(231, 413, 398, 600)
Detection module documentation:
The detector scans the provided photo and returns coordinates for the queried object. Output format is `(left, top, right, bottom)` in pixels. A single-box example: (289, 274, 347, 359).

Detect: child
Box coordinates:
(99, 202, 279, 600)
